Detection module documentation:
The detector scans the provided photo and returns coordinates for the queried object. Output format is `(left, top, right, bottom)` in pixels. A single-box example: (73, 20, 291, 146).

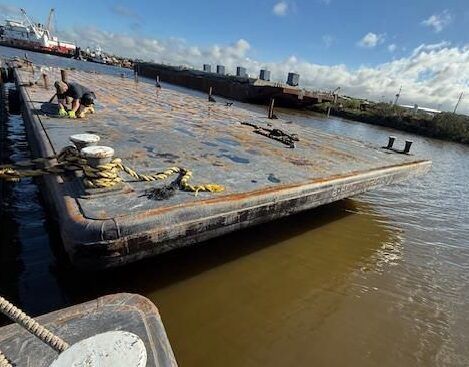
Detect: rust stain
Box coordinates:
(131, 160, 431, 220)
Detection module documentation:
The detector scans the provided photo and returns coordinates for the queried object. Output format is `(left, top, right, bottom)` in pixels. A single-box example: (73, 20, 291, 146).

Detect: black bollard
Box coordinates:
(403, 140, 413, 154)
(385, 136, 396, 149)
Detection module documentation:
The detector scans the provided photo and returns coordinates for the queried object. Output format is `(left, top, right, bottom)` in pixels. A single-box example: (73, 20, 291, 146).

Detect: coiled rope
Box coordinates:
(0, 296, 69, 353)
(0, 350, 12, 367)
(0, 146, 225, 194)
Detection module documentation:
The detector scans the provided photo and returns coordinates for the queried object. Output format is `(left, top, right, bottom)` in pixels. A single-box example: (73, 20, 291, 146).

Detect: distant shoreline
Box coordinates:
(310, 102, 469, 145)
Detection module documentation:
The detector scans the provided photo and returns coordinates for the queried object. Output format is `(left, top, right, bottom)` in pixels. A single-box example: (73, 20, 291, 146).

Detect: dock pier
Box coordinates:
(7, 61, 431, 269)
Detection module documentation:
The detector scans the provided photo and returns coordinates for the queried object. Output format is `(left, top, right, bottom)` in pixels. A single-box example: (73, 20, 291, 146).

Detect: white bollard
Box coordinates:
(69, 133, 100, 151)
(80, 145, 115, 167)
(49, 331, 147, 367)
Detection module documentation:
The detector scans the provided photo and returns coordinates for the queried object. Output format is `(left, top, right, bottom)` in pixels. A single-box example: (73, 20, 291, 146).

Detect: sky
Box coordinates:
(1, 0, 468, 113)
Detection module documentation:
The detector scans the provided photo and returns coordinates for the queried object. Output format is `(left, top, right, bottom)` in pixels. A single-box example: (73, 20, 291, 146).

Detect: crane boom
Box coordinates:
(20, 8, 41, 38)
(46, 8, 55, 32)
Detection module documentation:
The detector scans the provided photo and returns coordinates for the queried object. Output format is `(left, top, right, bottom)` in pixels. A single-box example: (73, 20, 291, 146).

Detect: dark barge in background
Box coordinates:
(136, 62, 337, 108)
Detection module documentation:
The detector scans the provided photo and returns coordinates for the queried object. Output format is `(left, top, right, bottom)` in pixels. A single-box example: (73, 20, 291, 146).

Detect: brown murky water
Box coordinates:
(1, 46, 469, 366)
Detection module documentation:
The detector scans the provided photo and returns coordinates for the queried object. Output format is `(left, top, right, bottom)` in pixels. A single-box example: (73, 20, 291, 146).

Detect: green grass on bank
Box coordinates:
(311, 100, 469, 145)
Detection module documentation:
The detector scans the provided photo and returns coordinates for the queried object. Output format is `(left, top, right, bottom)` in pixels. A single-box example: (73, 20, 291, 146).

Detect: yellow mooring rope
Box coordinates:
(0, 146, 225, 194)
(0, 350, 12, 367)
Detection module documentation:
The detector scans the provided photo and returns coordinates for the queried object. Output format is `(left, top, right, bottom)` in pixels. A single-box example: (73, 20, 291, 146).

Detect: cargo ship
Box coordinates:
(0, 8, 77, 58)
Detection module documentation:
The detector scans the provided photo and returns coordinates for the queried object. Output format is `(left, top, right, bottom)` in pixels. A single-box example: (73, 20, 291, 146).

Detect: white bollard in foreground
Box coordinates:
(49, 331, 147, 367)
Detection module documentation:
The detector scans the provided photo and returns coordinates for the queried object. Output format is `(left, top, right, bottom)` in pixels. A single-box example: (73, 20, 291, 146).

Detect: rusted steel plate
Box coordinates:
(0, 293, 177, 367)
(14, 66, 431, 268)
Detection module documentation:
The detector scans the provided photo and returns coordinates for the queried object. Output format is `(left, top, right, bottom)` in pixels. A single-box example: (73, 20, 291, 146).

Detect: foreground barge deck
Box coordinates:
(13, 63, 431, 269)
(0, 293, 177, 366)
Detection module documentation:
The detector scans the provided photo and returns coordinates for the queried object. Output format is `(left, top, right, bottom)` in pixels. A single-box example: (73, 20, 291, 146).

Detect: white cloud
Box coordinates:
(273, 1, 288, 16)
(59, 27, 469, 114)
(358, 33, 385, 48)
(422, 10, 452, 33)
(388, 44, 397, 52)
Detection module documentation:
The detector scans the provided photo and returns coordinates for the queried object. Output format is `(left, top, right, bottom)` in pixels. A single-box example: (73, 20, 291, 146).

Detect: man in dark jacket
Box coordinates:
(54, 80, 96, 118)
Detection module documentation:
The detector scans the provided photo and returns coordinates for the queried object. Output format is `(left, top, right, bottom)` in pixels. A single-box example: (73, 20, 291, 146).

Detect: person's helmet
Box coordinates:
(81, 92, 95, 107)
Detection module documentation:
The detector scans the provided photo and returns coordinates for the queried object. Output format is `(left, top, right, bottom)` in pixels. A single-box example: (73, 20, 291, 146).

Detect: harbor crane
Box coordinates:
(20, 8, 41, 39)
(46, 8, 55, 33)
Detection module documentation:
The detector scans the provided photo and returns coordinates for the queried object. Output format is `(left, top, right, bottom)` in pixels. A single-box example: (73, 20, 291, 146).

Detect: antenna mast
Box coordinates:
(453, 92, 464, 114)
(393, 85, 402, 106)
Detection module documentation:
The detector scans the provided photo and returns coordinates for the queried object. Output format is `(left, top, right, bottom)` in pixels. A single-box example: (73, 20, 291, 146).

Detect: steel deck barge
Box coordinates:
(12, 62, 431, 269)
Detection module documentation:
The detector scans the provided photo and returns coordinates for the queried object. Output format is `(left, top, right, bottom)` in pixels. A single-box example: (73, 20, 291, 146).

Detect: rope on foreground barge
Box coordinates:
(0, 296, 69, 353)
(0, 294, 150, 366)
(0, 350, 12, 367)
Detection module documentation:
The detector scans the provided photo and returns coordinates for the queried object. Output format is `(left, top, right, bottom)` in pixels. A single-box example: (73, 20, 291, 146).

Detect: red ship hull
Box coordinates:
(0, 39, 75, 58)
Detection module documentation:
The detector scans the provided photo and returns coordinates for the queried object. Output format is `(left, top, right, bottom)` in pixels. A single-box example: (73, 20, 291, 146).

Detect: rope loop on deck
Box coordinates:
(0, 146, 225, 194)
(0, 350, 12, 367)
(0, 296, 69, 353)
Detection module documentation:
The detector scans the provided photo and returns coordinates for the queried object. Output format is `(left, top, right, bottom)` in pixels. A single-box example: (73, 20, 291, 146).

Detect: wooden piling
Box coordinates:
(268, 98, 275, 119)
(42, 73, 49, 89)
(60, 69, 68, 83)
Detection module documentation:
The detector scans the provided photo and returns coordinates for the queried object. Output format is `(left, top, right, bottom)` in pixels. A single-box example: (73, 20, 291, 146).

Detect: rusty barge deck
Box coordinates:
(13, 63, 431, 269)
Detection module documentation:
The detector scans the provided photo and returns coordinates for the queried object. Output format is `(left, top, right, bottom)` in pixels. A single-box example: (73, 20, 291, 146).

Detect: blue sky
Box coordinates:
(1, 0, 468, 112)
(3, 0, 467, 66)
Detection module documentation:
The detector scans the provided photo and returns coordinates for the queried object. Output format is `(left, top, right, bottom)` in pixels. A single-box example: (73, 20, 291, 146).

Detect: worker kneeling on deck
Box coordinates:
(54, 81, 96, 118)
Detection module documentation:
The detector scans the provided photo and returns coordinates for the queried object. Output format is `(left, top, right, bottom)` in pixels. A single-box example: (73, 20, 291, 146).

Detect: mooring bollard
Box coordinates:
(42, 73, 49, 89)
(49, 331, 147, 367)
(60, 69, 68, 83)
(80, 146, 115, 168)
(386, 136, 396, 149)
(70, 134, 100, 151)
(268, 98, 275, 119)
(403, 140, 413, 154)
(208, 86, 216, 102)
